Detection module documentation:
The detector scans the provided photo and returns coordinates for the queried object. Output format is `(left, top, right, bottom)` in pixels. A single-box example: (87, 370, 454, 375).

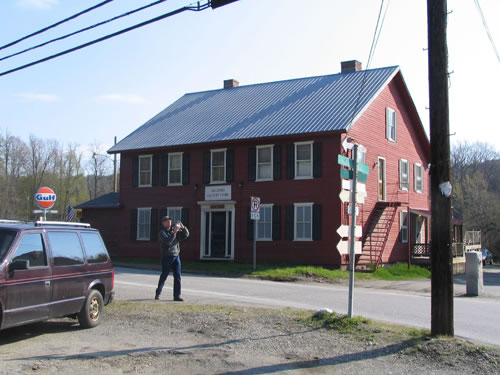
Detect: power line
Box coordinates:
(0, 0, 115, 52)
(0, 0, 170, 63)
(473, 0, 500, 63)
(0, 2, 210, 78)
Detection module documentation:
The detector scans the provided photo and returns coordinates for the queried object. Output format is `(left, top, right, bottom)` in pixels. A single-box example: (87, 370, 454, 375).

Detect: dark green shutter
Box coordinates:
(132, 156, 139, 187)
(247, 206, 254, 240)
(182, 152, 190, 185)
(203, 151, 210, 184)
(285, 205, 294, 240)
(248, 147, 256, 181)
(273, 145, 282, 180)
(150, 208, 158, 241)
(130, 209, 138, 240)
(152, 155, 160, 186)
(181, 207, 189, 228)
(161, 154, 168, 186)
(160, 208, 168, 231)
(226, 149, 234, 182)
(286, 144, 295, 179)
(313, 204, 322, 241)
(272, 205, 281, 240)
(313, 142, 322, 178)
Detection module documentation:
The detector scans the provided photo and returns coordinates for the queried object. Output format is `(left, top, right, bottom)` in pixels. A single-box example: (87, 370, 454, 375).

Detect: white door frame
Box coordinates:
(378, 157, 387, 202)
(198, 201, 235, 260)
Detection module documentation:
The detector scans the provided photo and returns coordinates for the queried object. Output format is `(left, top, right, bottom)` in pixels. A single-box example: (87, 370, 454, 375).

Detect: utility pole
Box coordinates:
(427, 0, 454, 336)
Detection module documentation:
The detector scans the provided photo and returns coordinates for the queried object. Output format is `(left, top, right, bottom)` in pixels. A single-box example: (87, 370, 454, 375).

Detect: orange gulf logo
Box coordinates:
(34, 187, 57, 209)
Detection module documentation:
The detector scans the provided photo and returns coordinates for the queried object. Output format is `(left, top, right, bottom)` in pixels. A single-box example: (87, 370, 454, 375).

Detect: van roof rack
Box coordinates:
(34, 221, 91, 228)
(0, 219, 27, 224)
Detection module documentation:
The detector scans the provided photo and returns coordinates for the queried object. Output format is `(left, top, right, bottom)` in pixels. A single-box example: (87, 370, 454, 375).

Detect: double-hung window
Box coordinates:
(399, 159, 409, 190)
(139, 155, 152, 187)
(295, 142, 312, 179)
(257, 145, 273, 181)
(167, 207, 182, 224)
(400, 211, 408, 243)
(137, 208, 151, 240)
(295, 203, 313, 241)
(386, 107, 397, 142)
(168, 153, 182, 185)
(414, 163, 423, 193)
(257, 205, 273, 241)
(211, 149, 226, 183)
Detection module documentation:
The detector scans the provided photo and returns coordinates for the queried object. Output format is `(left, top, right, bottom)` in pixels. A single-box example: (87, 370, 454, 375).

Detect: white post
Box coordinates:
(253, 218, 257, 270)
(348, 144, 358, 318)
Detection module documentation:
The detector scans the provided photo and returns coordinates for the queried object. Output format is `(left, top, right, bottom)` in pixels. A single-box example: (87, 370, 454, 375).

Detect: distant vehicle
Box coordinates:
(0, 220, 114, 331)
(481, 248, 494, 266)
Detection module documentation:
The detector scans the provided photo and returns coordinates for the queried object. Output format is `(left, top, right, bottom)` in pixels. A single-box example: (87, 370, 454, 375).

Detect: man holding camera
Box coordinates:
(155, 215, 189, 301)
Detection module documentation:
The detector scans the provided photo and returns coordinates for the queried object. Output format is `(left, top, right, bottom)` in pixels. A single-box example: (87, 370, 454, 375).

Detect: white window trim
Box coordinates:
(294, 202, 313, 241)
(294, 141, 313, 180)
(137, 207, 151, 241)
(167, 206, 182, 223)
(386, 107, 397, 142)
(400, 211, 408, 243)
(414, 163, 423, 193)
(210, 148, 227, 184)
(168, 152, 183, 186)
(377, 156, 386, 202)
(138, 155, 153, 187)
(256, 204, 273, 241)
(256, 145, 274, 182)
(399, 159, 409, 191)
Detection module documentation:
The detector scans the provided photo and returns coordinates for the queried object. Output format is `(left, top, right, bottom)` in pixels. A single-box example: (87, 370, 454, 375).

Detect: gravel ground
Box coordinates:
(0, 301, 498, 374)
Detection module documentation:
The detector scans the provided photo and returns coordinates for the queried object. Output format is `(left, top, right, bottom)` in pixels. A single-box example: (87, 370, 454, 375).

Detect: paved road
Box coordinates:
(114, 265, 500, 347)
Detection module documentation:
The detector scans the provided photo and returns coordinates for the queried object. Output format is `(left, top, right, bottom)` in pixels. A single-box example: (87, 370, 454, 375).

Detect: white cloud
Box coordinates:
(15, 92, 60, 102)
(96, 94, 147, 104)
(16, 0, 58, 9)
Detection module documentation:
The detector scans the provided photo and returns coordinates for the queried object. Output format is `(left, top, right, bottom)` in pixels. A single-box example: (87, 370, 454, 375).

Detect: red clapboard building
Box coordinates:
(77, 61, 430, 268)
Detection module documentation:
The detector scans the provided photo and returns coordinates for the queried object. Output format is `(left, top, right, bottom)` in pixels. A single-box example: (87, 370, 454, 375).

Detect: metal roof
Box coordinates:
(109, 66, 400, 153)
(75, 192, 120, 209)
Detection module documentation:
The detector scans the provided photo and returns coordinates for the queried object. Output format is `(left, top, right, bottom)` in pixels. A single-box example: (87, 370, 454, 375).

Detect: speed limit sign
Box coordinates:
(250, 196, 260, 212)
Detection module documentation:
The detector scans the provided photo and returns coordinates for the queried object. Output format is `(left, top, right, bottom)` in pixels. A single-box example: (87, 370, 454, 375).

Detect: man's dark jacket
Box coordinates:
(159, 226, 189, 257)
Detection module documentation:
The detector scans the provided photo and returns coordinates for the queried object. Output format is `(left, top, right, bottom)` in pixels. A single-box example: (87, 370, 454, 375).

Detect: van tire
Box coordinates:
(78, 289, 104, 329)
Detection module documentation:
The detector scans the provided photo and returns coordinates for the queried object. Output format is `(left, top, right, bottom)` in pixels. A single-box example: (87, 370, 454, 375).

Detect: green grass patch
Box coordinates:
(310, 311, 370, 333)
(373, 263, 431, 280)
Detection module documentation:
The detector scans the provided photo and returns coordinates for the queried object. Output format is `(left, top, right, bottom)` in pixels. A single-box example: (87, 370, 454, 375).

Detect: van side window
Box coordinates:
(47, 232, 85, 266)
(81, 233, 108, 264)
(12, 233, 47, 267)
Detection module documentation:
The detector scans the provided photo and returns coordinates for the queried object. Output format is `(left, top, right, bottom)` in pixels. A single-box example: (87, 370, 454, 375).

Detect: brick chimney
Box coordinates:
(341, 60, 362, 73)
(224, 79, 239, 89)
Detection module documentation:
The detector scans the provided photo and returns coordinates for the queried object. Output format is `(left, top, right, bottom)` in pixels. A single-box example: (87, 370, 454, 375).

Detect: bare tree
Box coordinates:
(86, 143, 112, 200)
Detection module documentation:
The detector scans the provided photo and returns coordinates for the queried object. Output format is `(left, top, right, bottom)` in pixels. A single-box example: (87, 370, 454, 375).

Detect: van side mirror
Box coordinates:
(9, 259, 29, 273)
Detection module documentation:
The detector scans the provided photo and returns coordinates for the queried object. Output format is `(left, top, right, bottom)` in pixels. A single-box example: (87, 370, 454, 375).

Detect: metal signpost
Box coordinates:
(337, 143, 369, 318)
(250, 196, 260, 270)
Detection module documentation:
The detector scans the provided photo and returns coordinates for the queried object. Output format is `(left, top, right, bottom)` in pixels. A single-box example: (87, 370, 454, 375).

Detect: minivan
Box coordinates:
(0, 220, 114, 330)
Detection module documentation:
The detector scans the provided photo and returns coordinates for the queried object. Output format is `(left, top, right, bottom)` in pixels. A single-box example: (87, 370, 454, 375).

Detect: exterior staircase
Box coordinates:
(357, 202, 398, 270)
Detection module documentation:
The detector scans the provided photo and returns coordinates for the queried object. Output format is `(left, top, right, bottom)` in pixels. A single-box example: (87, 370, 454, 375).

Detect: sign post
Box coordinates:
(347, 144, 359, 318)
(250, 196, 261, 270)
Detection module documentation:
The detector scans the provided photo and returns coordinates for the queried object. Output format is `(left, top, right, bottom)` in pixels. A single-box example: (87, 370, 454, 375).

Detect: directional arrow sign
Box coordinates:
(340, 168, 368, 183)
(342, 180, 367, 194)
(339, 190, 366, 204)
(338, 155, 370, 175)
(337, 239, 362, 255)
(336, 225, 362, 238)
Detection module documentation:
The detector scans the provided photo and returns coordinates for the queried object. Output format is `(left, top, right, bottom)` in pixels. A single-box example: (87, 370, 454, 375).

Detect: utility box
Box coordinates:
(465, 251, 483, 296)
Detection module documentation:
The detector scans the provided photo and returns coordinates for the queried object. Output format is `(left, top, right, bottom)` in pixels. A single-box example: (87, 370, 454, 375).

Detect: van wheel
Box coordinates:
(78, 289, 103, 329)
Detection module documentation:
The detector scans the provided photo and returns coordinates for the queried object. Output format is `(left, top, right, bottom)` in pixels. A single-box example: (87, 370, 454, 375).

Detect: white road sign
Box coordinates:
(339, 191, 365, 204)
(337, 239, 362, 255)
(250, 196, 261, 212)
(342, 180, 367, 194)
(336, 225, 362, 238)
(347, 205, 359, 216)
(250, 212, 260, 220)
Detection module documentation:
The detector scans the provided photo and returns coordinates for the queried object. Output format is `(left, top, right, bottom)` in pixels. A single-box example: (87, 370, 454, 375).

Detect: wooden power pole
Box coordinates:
(427, 0, 454, 336)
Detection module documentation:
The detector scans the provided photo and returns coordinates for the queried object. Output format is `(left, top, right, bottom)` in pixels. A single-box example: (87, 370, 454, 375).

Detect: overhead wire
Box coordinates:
(0, 2, 210, 78)
(0, 0, 115, 52)
(0, 0, 171, 63)
(473, 0, 500, 63)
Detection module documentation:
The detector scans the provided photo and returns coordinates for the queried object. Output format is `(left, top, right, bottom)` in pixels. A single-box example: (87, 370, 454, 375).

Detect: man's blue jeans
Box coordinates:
(156, 255, 181, 298)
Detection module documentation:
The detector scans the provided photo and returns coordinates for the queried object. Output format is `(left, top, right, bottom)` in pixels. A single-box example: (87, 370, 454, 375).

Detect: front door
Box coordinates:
(211, 212, 227, 258)
(378, 157, 386, 201)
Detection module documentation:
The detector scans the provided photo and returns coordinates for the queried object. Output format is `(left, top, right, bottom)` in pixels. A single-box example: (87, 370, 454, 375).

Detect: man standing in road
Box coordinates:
(155, 216, 189, 301)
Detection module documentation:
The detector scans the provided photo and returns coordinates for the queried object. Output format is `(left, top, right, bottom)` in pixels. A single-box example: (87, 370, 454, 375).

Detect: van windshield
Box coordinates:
(0, 229, 17, 262)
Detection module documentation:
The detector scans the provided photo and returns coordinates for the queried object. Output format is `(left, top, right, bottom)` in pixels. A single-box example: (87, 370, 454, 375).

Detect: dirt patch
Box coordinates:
(0, 301, 498, 374)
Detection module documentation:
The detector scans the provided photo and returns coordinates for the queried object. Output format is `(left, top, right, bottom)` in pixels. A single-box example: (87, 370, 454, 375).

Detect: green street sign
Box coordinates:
(337, 154, 369, 175)
(340, 167, 368, 183)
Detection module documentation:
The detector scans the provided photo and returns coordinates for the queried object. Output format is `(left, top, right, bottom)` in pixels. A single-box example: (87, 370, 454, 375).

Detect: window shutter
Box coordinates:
(161, 154, 168, 186)
(150, 208, 158, 241)
(393, 110, 397, 140)
(248, 147, 256, 181)
(312, 204, 322, 241)
(181, 207, 189, 228)
(152, 155, 159, 186)
(313, 142, 322, 178)
(182, 152, 190, 185)
(247, 206, 254, 240)
(386, 108, 390, 140)
(285, 205, 294, 240)
(130, 209, 138, 240)
(272, 205, 281, 240)
(226, 149, 234, 182)
(286, 144, 295, 179)
(132, 156, 139, 187)
(203, 151, 210, 184)
(160, 208, 168, 231)
(273, 145, 282, 180)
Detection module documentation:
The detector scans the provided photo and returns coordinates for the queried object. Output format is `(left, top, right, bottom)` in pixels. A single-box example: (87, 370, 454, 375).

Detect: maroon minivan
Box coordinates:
(0, 220, 114, 330)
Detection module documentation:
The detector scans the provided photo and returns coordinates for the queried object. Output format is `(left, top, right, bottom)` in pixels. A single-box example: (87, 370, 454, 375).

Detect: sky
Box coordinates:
(0, 0, 499, 159)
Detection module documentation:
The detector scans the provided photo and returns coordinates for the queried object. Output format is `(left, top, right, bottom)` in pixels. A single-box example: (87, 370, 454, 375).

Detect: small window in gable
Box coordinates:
(414, 163, 423, 193)
(399, 159, 409, 191)
(139, 155, 152, 187)
(386, 107, 397, 142)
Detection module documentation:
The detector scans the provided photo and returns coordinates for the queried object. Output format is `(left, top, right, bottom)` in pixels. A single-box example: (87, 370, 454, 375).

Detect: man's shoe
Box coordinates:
(173, 297, 184, 302)
(155, 294, 160, 300)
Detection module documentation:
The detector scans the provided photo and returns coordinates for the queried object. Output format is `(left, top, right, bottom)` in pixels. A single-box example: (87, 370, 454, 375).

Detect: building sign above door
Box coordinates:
(205, 185, 231, 201)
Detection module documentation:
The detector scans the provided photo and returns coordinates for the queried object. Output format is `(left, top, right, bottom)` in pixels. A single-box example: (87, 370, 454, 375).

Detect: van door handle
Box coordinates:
(45, 281, 51, 286)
